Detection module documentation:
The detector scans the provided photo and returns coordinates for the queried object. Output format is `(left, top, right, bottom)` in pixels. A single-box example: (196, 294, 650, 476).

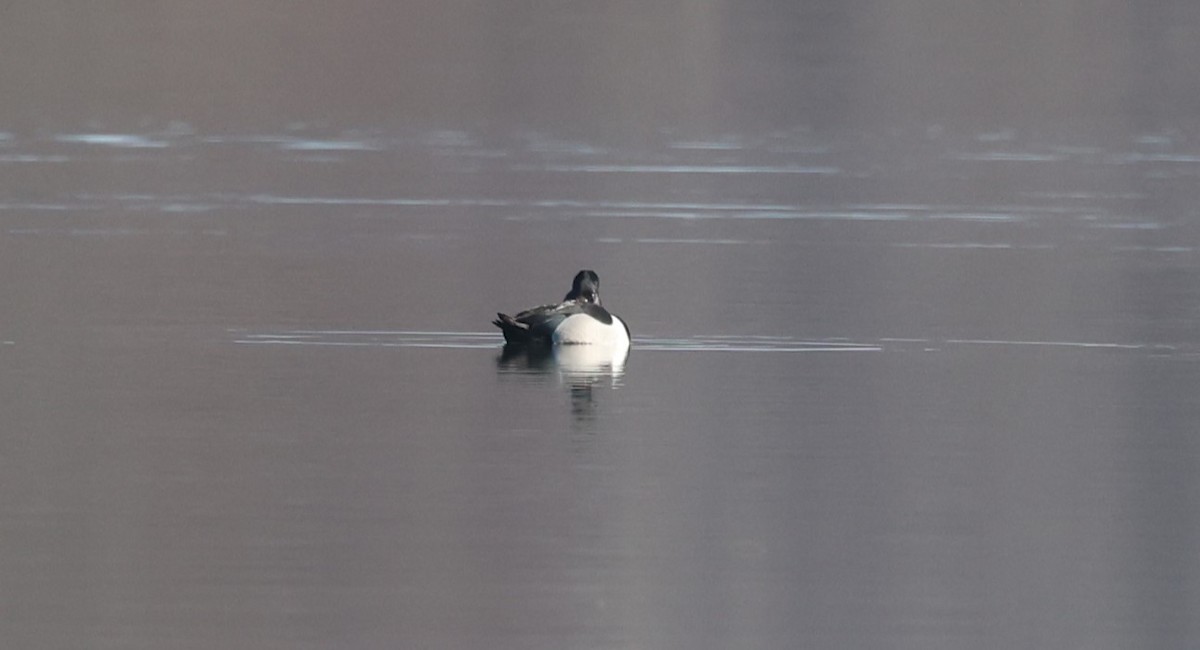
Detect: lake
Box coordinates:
(2, 3, 1199, 649)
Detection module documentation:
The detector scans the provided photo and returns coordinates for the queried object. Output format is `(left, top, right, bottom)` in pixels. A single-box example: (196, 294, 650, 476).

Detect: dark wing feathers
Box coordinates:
(494, 300, 600, 345)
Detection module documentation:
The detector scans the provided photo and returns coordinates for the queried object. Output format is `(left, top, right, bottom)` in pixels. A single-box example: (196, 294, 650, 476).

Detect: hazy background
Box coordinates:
(4, 2, 1199, 134)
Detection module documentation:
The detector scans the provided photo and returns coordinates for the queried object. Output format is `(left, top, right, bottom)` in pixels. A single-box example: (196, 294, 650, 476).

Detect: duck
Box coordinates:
(493, 270, 631, 349)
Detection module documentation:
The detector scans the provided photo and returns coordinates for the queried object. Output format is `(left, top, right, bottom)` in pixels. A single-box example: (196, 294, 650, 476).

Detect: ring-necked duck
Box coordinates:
(493, 270, 631, 348)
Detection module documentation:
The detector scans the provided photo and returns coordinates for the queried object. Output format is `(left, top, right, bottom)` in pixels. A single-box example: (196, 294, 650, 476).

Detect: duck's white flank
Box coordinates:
(551, 313, 630, 349)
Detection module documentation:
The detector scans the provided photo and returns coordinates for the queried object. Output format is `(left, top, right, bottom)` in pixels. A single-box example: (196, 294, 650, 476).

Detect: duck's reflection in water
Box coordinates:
(496, 344, 628, 422)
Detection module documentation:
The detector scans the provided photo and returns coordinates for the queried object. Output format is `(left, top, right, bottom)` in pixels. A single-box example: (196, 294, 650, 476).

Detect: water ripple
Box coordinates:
(230, 330, 1182, 356)
(54, 133, 171, 148)
(525, 163, 841, 175)
(231, 330, 882, 353)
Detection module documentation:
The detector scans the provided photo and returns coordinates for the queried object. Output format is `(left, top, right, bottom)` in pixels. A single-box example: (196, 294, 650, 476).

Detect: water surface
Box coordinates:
(2, 3, 1200, 649)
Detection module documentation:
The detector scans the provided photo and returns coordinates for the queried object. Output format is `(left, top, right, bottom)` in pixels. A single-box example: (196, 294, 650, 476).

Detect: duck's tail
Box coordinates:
(492, 313, 532, 345)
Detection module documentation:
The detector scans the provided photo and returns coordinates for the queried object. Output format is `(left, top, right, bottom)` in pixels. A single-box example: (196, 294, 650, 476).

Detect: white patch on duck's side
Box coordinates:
(552, 313, 631, 349)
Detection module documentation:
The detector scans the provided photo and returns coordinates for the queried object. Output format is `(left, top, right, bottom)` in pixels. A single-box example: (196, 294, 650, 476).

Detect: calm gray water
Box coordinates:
(3, 3, 1200, 649)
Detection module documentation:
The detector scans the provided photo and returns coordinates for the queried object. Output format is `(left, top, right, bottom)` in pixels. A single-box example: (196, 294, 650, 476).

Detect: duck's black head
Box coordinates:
(565, 269, 602, 304)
